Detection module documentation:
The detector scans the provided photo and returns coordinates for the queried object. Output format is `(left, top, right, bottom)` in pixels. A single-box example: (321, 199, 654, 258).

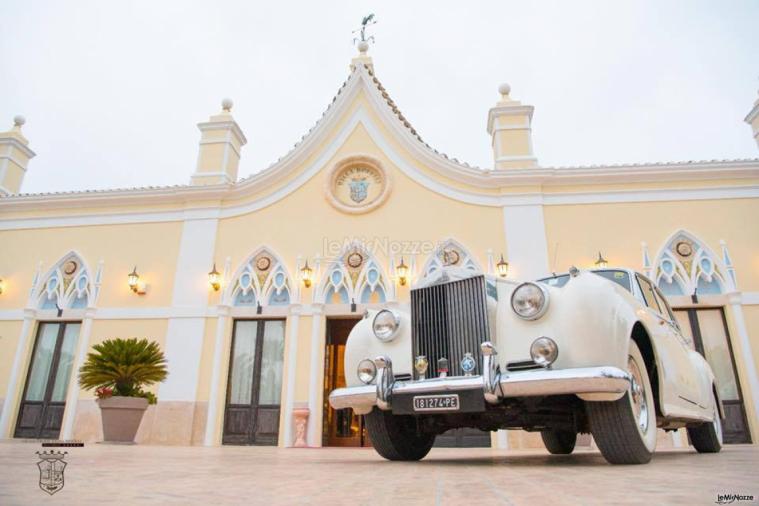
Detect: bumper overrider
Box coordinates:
(328, 342, 632, 414)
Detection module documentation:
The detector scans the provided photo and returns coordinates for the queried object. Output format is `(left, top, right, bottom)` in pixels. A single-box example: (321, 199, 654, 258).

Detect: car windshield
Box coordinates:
(538, 269, 632, 293)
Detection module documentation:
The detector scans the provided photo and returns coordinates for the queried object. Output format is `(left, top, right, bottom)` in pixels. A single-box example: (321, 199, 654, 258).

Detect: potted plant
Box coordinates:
(78, 338, 168, 443)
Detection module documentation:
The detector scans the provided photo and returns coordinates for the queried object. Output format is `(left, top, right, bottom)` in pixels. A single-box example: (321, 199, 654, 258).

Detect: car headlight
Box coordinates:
(357, 359, 377, 384)
(530, 336, 558, 366)
(372, 309, 400, 342)
(511, 282, 549, 320)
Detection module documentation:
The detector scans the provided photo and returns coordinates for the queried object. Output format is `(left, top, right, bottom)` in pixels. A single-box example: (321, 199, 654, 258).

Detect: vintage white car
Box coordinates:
(329, 267, 724, 464)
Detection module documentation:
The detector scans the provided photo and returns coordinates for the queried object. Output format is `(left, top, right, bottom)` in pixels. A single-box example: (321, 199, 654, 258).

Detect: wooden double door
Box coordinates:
(673, 307, 751, 444)
(15, 322, 81, 439)
(222, 319, 286, 445)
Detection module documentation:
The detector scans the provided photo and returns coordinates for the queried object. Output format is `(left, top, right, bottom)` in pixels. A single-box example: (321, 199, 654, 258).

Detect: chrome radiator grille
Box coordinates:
(411, 275, 490, 378)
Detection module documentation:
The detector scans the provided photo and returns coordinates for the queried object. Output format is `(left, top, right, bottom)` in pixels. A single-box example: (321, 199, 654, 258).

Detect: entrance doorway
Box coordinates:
(222, 319, 285, 445)
(15, 322, 81, 439)
(322, 317, 371, 447)
(673, 307, 751, 443)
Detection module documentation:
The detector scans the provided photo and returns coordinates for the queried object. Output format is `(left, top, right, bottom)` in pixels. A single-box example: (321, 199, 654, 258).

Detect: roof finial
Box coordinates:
(13, 115, 26, 129)
(221, 98, 233, 112)
(353, 14, 376, 53)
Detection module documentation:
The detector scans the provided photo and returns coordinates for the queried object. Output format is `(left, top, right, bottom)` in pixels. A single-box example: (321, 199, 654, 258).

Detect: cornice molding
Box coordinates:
(0, 137, 36, 159)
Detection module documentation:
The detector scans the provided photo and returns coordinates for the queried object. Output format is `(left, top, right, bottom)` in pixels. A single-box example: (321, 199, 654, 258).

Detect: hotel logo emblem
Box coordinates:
(36, 451, 67, 495)
(327, 155, 391, 214)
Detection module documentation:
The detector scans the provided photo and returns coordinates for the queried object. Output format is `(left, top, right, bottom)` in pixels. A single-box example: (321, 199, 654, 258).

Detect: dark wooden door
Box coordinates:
(15, 322, 81, 439)
(323, 318, 371, 447)
(673, 308, 751, 444)
(223, 319, 285, 445)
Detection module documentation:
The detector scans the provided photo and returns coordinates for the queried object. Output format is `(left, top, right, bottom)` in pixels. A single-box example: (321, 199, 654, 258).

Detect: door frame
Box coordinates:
(14, 320, 81, 439)
(222, 317, 286, 445)
(673, 306, 752, 443)
(322, 316, 368, 447)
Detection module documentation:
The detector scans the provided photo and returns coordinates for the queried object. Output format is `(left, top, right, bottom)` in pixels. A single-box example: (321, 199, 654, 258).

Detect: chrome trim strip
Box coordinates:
(328, 365, 632, 412)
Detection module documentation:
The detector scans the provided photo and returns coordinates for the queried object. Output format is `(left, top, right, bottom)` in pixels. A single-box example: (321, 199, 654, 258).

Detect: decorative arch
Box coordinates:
(36, 251, 94, 310)
(315, 242, 391, 304)
(420, 238, 482, 279)
(227, 247, 294, 307)
(652, 230, 734, 297)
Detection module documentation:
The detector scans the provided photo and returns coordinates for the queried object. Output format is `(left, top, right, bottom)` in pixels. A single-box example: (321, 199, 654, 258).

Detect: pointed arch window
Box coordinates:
(230, 249, 293, 307)
(421, 239, 481, 279)
(654, 231, 729, 297)
(316, 245, 390, 304)
(37, 254, 92, 310)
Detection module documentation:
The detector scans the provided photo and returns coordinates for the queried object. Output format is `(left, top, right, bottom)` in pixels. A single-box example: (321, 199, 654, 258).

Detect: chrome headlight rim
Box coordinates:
(510, 282, 550, 320)
(372, 309, 401, 342)
(530, 336, 559, 367)
(357, 358, 377, 384)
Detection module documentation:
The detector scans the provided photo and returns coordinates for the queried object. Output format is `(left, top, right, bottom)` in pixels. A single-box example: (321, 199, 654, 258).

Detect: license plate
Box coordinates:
(412, 394, 460, 412)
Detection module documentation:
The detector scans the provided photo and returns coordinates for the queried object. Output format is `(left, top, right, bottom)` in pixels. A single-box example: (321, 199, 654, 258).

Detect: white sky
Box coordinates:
(1, 0, 757, 194)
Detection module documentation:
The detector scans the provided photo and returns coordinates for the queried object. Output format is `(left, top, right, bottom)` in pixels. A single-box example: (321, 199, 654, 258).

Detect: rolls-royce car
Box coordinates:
(328, 266, 724, 464)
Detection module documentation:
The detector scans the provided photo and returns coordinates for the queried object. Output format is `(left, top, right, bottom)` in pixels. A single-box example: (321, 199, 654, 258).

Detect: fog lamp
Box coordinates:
(530, 337, 559, 367)
(357, 359, 377, 384)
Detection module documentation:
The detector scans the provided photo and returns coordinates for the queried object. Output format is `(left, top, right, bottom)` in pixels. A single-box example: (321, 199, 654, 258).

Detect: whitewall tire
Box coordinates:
(586, 340, 657, 464)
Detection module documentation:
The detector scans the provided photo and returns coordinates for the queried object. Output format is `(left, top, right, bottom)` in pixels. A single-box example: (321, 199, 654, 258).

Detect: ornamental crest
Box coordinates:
(36, 451, 67, 495)
(326, 156, 390, 214)
(349, 177, 369, 203)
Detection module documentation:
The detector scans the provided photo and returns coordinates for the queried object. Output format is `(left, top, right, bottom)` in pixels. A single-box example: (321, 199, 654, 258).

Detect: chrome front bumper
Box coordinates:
(328, 342, 632, 414)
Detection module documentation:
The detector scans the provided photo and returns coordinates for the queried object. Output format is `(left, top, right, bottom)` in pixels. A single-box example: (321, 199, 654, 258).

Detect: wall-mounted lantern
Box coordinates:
(396, 257, 409, 286)
(594, 252, 608, 269)
(300, 260, 313, 288)
(128, 266, 140, 292)
(128, 266, 147, 295)
(496, 254, 509, 278)
(0, 278, 5, 295)
(208, 263, 221, 292)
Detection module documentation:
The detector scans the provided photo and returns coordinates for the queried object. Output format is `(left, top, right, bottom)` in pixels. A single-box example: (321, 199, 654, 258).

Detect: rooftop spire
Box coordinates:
(350, 14, 376, 72)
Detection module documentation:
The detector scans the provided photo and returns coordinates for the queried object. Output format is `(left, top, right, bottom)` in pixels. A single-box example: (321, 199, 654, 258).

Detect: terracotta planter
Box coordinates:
(97, 396, 149, 443)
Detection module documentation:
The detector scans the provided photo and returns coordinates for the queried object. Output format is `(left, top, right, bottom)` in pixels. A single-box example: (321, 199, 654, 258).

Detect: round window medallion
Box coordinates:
(675, 241, 693, 257)
(256, 256, 272, 271)
(63, 260, 78, 275)
(326, 156, 391, 214)
(442, 249, 460, 266)
(346, 252, 364, 269)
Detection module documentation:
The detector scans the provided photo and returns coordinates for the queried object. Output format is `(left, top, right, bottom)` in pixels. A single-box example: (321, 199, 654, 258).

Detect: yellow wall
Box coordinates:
(0, 321, 23, 397)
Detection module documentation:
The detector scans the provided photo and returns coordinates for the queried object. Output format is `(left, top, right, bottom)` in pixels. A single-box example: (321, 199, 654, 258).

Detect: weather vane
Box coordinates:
(353, 14, 377, 45)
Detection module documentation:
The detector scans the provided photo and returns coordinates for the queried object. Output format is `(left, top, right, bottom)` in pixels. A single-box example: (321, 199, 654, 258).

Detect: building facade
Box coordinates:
(1, 46, 758, 449)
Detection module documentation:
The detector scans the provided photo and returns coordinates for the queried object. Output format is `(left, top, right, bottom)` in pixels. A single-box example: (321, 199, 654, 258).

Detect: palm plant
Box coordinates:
(79, 338, 168, 404)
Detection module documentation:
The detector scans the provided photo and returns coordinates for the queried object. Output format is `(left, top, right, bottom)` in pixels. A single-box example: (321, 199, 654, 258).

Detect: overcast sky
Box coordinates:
(1, 1, 757, 194)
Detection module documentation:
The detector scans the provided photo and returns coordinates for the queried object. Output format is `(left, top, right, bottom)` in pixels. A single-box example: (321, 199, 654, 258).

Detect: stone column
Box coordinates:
(60, 308, 96, 440)
(306, 304, 324, 447)
(282, 305, 301, 447)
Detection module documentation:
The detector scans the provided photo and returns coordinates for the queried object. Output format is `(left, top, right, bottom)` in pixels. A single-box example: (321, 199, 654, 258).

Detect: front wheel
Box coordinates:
(586, 340, 657, 464)
(541, 430, 577, 454)
(687, 389, 723, 453)
(364, 408, 435, 461)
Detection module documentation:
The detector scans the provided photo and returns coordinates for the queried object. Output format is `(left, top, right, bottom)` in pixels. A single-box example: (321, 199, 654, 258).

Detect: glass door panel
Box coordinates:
(696, 310, 739, 401)
(229, 321, 258, 405)
(15, 322, 81, 439)
(258, 321, 285, 405)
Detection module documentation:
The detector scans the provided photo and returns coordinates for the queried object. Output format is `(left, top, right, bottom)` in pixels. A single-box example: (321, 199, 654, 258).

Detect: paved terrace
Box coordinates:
(0, 441, 757, 505)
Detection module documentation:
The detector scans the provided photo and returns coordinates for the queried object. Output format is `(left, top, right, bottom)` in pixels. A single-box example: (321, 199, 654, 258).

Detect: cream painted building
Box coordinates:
(1, 46, 759, 450)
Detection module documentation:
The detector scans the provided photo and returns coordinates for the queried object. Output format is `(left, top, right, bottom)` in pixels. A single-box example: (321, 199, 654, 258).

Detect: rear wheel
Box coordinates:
(586, 340, 657, 464)
(541, 430, 577, 454)
(687, 389, 723, 453)
(364, 408, 435, 461)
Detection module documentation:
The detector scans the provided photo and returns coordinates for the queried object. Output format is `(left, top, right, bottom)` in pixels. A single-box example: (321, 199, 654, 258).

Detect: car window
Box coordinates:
(653, 285, 678, 328)
(538, 275, 570, 287)
(592, 270, 632, 293)
(636, 275, 662, 313)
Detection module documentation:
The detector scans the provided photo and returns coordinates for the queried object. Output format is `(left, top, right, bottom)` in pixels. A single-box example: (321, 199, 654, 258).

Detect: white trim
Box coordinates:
(282, 306, 301, 447)
(306, 304, 323, 447)
(495, 155, 539, 162)
(0, 310, 35, 438)
(728, 303, 759, 437)
(741, 292, 759, 305)
(60, 312, 95, 439)
(0, 137, 36, 158)
(204, 305, 230, 446)
(502, 205, 550, 279)
(745, 102, 759, 124)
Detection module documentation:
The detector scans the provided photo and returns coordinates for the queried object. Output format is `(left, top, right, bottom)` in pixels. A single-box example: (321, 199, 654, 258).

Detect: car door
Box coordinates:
(634, 274, 700, 418)
(651, 286, 705, 411)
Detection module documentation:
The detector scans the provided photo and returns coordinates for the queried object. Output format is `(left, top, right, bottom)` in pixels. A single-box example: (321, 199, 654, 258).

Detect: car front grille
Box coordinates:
(410, 275, 490, 378)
